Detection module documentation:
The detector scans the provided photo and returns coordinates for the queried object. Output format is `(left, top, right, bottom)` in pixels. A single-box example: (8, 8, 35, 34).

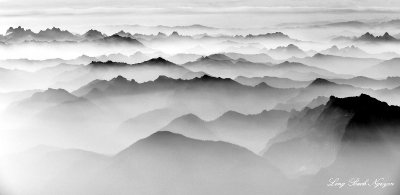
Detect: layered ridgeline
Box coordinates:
(263, 94, 400, 194)
(0, 26, 295, 44)
(1, 131, 296, 195)
(117, 109, 290, 153)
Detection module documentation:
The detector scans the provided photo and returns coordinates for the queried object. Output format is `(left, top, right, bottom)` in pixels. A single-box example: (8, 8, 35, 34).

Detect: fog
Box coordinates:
(0, 21, 400, 195)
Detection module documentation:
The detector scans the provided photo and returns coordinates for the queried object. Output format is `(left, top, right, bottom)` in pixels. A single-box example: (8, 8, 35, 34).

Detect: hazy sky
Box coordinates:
(1, 0, 400, 32)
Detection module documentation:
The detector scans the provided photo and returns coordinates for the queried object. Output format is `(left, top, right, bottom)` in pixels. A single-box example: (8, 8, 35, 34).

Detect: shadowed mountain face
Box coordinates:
(264, 94, 400, 181)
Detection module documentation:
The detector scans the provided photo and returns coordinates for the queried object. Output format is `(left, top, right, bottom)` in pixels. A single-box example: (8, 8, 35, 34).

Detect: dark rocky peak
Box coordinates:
(327, 94, 390, 114)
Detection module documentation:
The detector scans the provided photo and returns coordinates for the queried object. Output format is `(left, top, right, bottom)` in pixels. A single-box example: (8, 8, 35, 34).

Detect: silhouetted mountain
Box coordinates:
(167, 53, 202, 64)
(3, 26, 80, 42)
(235, 76, 310, 88)
(321, 21, 368, 28)
(161, 114, 217, 140)
(98, 34, 144, 46)
(206, 53, 233, 61)
(267, 44, 307, 59)
(224, 52, 275, 63)
(295, 78, 367, 101)
(183, 55, 273, 78)
(105, 131, 291, 195)
(330, 76, 400, 89)
(116, 108, 188, 144)
(308, 78, 337, 87)
(83, 29, 105, 40)
(361, 58, 400, 77)
(136, 57, 175, 66)
(5, 88, 79, 121)
(184, 55, 340, 79)
(4, 26, 36, 42)
(357, 32, 398, 42)
(334, 32, 400, 44)
(36, 27, 78, 41)
(302, 94, 400, 195)
(73, 75, 138, 96)
(264, 94, 400, 178)
(156, 109, 290, 152)
(320, 45, 374, 58)
(29, 88, 77, 103)
(244, 32, 291, 40)
(291, 53, 381, 74)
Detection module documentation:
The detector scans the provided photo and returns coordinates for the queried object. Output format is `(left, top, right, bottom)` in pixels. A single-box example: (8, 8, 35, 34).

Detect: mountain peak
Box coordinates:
(110, 75, 129, 83)
(328, 94, 388, 112)
(173, 113, 204, 123)
(83, 29, 105, 40)
(206, 54, 233, 61)
(30, 88, 77, 103)
(141, 57, 174, 65)
(170, 31, 180, 36)
(153, 75, 176, 82)
(308, 78, 337, 87)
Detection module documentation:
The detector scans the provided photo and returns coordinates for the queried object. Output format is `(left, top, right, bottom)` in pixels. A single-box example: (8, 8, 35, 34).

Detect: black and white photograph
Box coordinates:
(0, 0, 399, 194)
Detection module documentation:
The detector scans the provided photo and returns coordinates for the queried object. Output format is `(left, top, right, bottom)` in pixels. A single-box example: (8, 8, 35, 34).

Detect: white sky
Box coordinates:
(0, 0, 400, 32)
